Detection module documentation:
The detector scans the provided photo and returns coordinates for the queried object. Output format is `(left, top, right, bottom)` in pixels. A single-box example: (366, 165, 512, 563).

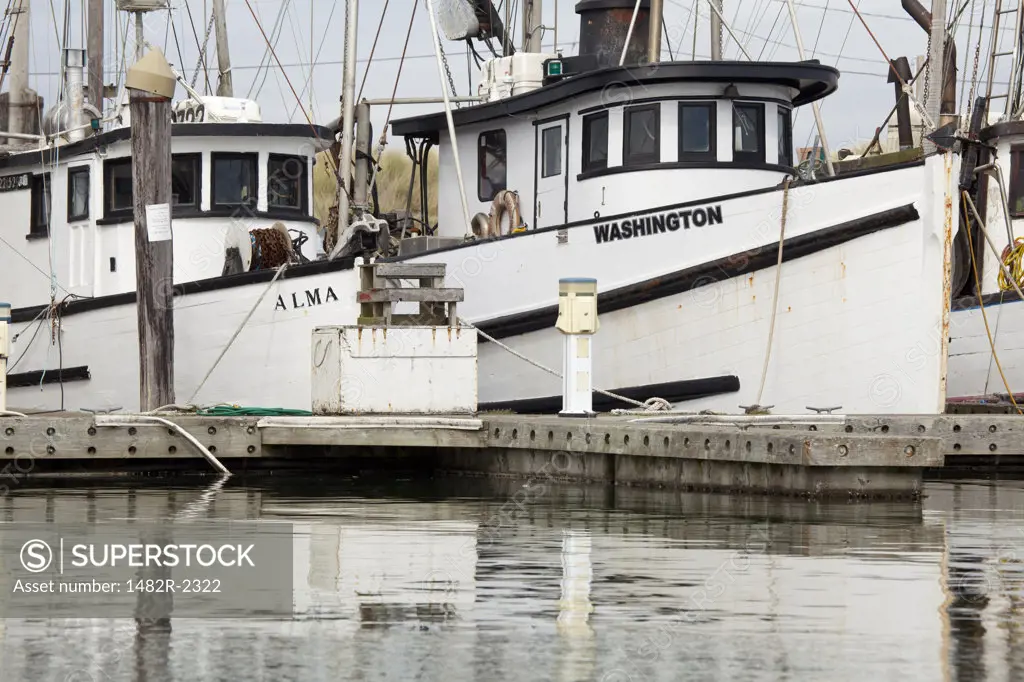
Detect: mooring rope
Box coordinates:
(461, 319, 670, 412)
(754, 178, 791, 408)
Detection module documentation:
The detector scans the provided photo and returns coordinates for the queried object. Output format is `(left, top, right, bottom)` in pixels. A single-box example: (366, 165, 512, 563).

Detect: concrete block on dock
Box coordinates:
(311, 326, 478, 415)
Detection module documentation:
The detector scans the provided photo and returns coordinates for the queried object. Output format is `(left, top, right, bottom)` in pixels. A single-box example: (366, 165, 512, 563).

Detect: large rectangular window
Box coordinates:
(30, 173, 51, 237)
(67, 166, 90, 222)
(541, 126, 563, 178)
(733, 103, 765, 164)
(581, 112, 609, 173)
(212, 153, 258, 209)
(171, 154, 201, 210)
(777, 107, 793, 167)
(478, 130, 507, 202)
(1011, 147, 1024, 217)
(623, 104, 660, 166)
(104, 158, 133, 217)
(679, 103, 716, 161)
(268, 154, 309, 213)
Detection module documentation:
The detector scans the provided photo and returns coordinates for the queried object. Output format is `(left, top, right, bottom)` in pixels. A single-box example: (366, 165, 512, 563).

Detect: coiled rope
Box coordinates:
(998, 237, 1024, 292)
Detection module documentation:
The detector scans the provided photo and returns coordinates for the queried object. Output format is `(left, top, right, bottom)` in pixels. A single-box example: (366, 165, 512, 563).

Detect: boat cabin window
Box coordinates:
(268, 154, 308, 213)
(679, 103, 716, 161)
(623, 104, 660, 166)
(1010, 147, 1024, 217)
(733, 103, 765, 164)
(478, 130, 507, 201)
(30, 173, 51, 238)
(104, 158, 133, 218)
(172, 154, 201, 210)
(67, 166, 90, 222)
(777, 107, 793, 167)
(212, 152, 259, 209)
(541, 126, 563, 178)
(582, 112, 609, 173)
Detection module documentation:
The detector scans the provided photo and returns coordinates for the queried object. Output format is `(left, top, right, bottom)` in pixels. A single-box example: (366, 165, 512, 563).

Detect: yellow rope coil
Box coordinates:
(998, 237, 1024, 292)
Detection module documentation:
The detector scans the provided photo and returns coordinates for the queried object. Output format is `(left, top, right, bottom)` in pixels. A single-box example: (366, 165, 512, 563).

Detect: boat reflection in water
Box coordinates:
(0, 478, 1021, 680)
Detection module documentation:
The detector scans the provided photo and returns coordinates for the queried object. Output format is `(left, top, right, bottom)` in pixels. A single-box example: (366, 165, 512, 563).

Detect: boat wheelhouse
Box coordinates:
(393, 60, 837, 234)
(1, 118, 331, 311)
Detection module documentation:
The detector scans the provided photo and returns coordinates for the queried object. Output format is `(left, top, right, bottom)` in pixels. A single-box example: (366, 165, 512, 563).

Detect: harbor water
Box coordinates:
(0, 474, 1021, 681)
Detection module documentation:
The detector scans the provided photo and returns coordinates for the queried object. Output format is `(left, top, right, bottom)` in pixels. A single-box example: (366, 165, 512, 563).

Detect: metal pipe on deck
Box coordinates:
(353, 101, 371, 211)
(647, 0, 663, 62)
(0, 302, 9, 413)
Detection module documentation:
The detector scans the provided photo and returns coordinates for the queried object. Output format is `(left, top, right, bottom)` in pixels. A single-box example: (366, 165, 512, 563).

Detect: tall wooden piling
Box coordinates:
(126, 51, 177, 411)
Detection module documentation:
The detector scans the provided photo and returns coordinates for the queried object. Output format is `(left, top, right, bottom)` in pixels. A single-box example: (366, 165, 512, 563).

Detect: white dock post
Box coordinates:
(0, 302, 9, 412)
(557, 278, 599, 418)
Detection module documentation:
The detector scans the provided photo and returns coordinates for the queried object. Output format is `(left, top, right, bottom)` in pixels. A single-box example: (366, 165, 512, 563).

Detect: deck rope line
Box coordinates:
(460, 320, 671, 412)
(187, 263, 289, 405)
(93, 415, 230, 474)
(961, 191, 1022, 413)
(754, 178, 791, 408)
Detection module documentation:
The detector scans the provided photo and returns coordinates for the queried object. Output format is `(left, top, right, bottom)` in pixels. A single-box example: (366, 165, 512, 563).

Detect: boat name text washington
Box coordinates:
(274, 287, 340, 311)
(593, 205, 723, 244)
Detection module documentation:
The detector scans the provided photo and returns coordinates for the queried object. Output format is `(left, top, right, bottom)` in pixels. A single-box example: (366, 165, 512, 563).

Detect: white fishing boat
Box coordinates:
(0, 0, 989, 416)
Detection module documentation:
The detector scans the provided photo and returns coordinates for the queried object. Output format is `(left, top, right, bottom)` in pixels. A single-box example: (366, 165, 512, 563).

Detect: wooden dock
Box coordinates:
(0, 410, 982, 498)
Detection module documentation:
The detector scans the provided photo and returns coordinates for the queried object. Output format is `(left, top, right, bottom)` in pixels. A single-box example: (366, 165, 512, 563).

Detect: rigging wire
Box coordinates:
(183, 0, 213, 95)
(357, 0, 392, 102)
(248, 0, 293, 100)
(240, 0, 325, 147)
(288, 0, 340, 123)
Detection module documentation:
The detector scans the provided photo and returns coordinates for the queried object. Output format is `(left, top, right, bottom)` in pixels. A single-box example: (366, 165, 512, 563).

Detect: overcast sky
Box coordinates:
(15, 0, 1012, 153)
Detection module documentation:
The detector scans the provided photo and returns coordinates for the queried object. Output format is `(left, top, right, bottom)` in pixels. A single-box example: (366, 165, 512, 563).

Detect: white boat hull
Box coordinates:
(7, 157, 956, 415)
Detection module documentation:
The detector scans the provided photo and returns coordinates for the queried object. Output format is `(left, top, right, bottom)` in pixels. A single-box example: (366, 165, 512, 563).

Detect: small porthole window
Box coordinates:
(478, 130, 507, 202)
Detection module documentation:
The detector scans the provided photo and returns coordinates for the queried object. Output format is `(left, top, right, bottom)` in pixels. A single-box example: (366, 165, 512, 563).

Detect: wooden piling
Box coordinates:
(127, 51, 176, 411)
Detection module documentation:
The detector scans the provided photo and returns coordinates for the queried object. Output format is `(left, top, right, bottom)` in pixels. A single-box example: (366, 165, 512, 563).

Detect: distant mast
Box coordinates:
(8, 0, 32, 139)
(523, 0, 542, 52)
(710, 0, 722, 60)
(88, 0, 104, 114)
(212, 0, 234, 97)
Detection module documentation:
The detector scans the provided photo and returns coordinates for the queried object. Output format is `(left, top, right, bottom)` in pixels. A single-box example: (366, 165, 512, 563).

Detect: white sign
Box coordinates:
(145, 203, 172, 242)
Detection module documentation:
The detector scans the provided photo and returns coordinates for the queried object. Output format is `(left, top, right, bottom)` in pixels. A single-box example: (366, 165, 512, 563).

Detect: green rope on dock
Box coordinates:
(196, 406, 314, 417)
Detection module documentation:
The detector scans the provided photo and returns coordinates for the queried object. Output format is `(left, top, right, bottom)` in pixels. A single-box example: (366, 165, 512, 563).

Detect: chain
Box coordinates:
(190, 12, 217, 89)
(438, 39, 461, 108)
(922, 26, 933, 112)
(964, 2, 984, 130)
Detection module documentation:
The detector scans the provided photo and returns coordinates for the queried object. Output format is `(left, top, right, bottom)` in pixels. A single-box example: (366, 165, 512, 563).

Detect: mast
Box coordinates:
(336, 0, 358, 241)
(523, 0, 543, 52)
(648, 0, 662, 62)
(8, 0, 30, 138)
(710, 0, 722, 60)
(784, 0, 834, 175)
(88, 0, 103, 111)
(212, 0, 233, 97)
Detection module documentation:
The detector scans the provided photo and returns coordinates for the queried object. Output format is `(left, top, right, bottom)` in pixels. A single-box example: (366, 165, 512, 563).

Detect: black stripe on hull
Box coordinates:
(7, 365, 91, 388)
(480, 376, 740, 414)
(476, 203, 920, 341)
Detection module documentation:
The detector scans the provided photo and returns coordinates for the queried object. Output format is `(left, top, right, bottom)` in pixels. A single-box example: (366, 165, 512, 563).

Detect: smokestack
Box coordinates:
(576, 0, 651, 69)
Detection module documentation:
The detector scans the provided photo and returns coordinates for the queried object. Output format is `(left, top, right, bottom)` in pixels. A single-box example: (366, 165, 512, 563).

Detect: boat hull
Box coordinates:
(6, 157, 955, 415)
